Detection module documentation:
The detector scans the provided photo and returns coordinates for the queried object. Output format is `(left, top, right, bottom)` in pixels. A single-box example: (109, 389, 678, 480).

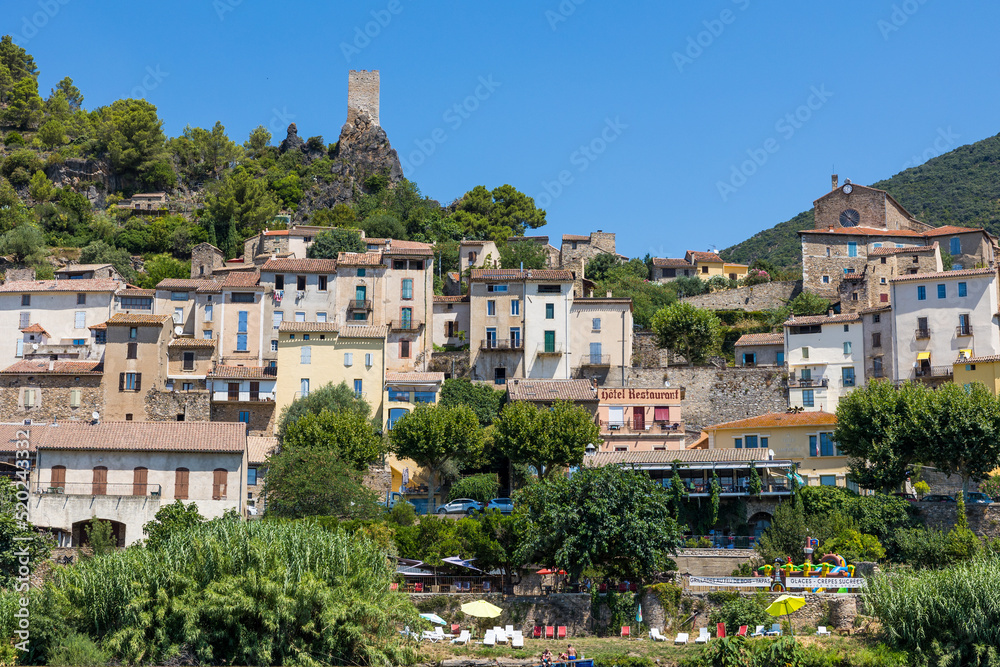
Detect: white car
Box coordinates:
(436, 498, 484, 515)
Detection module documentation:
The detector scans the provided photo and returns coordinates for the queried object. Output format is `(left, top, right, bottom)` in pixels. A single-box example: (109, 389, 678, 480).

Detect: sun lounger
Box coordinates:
(816, 626, 831, 637)
(750, 625, 765, 638)
(483, 630, 496, 647)
(738, 625, 748, 637)
(494, 628, 508, 643)
(533, 626, 542, 639)
(506, 625, 515, 635)
(674, 632, 689, 644)
(649, 628, 667, 642)
(557, 626, 567, 639)
(512, 632, 524, 649)
(695, 628, 711, 644)
(421, 630, 439, 643)
(765, 623, 782, 637)
(545, 626, 555, 639)
(717, 623, 726, 639)
(620, 626, 630, 638)
(452, 630, 471, 645)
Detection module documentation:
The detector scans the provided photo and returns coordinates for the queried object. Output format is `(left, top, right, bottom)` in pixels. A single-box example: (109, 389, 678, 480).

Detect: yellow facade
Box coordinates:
(275, 323, 387, 424)
(953, 359, 1000, 394)
(706, 412, 849, 487)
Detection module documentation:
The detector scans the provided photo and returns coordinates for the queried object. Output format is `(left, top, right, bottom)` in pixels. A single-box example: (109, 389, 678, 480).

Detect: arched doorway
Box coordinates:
(748, 511, 773, 540)
(72, 519, 127, 548)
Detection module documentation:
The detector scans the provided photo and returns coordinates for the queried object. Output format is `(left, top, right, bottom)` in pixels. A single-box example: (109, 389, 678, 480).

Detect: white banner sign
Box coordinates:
(785, 577, 866, 589)
(688, 576, 772, 588)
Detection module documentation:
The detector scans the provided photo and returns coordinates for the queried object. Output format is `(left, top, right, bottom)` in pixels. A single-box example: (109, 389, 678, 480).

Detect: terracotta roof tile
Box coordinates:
(247, 435, 278, 464)
(562, 234, 590, 242)
(433, 295, 469, 303)
(1, 360, 103, 375)
(686, 250, 723, 263)
(890, 267, 996, 283)
(208, 365, 278, 379)
(106, 313, 171, 326)
(168, 338, 217, 348)
(339, 324, 388, 338)
(573, 297, 633, 307)
(221, 271, 261, 289)
(120, 288, 156, 297)
(88, 322, 107, 330)
(652, 258, 693, 268)
(784, 313, 861, 326)
(20, 323, 49, 335)
(507, 379, 598, 402)
(55, 263, 113, 273)
(364, 237, 388, 245)
(385, 372, 445, 384)
(799, 227, 925, 237)
(869, 245, 933, 256)
(156, 279, 207, 290)
(8, 421, 247, 453)
(261, 258, 338, 273)
(460, 240, 490, 246)
(470, 269, 574, 282)
(735, 333, 784, 346)
(384, 240, 433, 256)
(278, 322, 340, 333)
(955, 354, 1000, 364)
(585, 448, 777, 467)
(706, 411, 838, 431)
(923, 225, 987, 236)
(263, 229, 289, 236)
(0, 279, 122, 293)
(860, 306, 892, 315)
(337, 252, 384, 266)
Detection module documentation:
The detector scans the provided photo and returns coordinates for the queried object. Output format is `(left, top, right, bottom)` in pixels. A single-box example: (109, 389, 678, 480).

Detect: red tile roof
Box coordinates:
(585, 448, 775, 467)
(19, 323, 50, 335)
(686, 250, 724, 263)
(339, 324, 388, 338)
(470, 269, 574, 282)
(735, 333, 785, 346)
(0, 279, 122, 293)
(652, 258, 693, 268)
(261, 258, 338, 273)
(1, 360, 103, 375)
(168, 338, 217, 348)
(263, 229, 289, 236)
(923, 225, 986, 236)
(337, 252, 384, 266)
(19, 421, 246, 453)
(890, 267, 996, 283)
(385, 372, 445, 384)
(208, 365, 277, 379)
(799, 227, 926, 238)
(278, 322, 340, 333)
(384, 240, 434, 256)
(562, 234, 591, 242)
(433, 295, 469, 303)
(868, 245, 933, 256)
(459, 240, 491, 246)
(707, 411, 838, 431)
(106, 313, 171, 326)
(507, 379, 598, 402)
(120, 288, 156, 297)
(221, 271, 261, 288)
(784, 313, 861, 326)
(156, 279, 208, 290)
(247, 435, 278, 463)
(955, 354, 1000, 364)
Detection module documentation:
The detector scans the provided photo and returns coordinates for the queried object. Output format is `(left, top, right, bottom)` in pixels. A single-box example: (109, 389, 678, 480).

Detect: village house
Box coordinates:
(734, 333, 785, 367)
(784, 312, 864, 413)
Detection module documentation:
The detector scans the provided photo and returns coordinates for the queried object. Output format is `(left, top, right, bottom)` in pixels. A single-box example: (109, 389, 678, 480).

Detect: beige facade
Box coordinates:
(432, 296, 470, 348)
(568, 297, 633, 384)
(596, 386, 685, 451)
(102, 314, 172, 421)
(459, 240, 499, 274)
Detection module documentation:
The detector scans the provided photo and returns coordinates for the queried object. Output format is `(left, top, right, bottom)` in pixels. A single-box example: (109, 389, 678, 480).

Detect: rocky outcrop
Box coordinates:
(44, 157, 125, 196)
(278, 123, 305, 153)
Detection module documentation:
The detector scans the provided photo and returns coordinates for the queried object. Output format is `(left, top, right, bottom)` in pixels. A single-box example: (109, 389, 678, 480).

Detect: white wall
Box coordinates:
(0, 289, 117, 366)
(524, 282, 571, 379)
(785, 321, 864, 412)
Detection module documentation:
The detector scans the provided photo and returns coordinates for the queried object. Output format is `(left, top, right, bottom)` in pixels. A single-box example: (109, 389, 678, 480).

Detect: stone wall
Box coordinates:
(144, 389, 211, 422)
(0, 376, 104, 423)
(624, 367, 788, 432)
(673, 549, 757, 577)
(681, 281, 802, 312)
(364, 462, 391, 497)
(211, 402, 275, 436)
(429, 350, 472, 379)
(632, 332, 673, 368)
(348, 69, 380, 126)
(917, 503, 1000, 539)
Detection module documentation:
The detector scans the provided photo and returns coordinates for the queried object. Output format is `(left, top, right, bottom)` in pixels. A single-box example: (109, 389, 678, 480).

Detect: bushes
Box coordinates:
(708, 593, 772, 637)
(449, 473, 500, 503)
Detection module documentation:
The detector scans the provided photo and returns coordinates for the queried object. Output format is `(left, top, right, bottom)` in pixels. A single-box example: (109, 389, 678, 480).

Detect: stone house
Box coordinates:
(54, 264, 124, 282)
(784, 312, 864, 413)
(207, 365, 277, 435)
(838, 244, 942, 313)
(246, 434, 276, 514)
(508, 235, 560, 268)
(0, 359, 104, 423)
(651, 257, 697, 282)
(432, 295, 469, 348)
(458, 239, 499, 274)
(734, 333, 785, 367)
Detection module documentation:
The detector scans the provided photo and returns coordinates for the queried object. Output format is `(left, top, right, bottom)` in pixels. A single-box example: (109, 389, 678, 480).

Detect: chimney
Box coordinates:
(828, 308, 835, 317)
(606, 290, 612, 298)
(48, 358, 55, 371)
(831, 174, 838, 191)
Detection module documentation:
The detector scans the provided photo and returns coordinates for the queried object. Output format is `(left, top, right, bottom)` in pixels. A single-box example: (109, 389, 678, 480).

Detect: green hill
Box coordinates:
(721, 133, 1000, 268)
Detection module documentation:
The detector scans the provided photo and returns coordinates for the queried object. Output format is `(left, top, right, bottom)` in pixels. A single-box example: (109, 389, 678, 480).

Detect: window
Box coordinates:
(212, 469, 228, 500)
(132, 467, 148, 496)
(917, 316, 928, 334)
(295, 311, 305, 322)
(398, 278, 412, 300)
(511, 299, 520, 316)
(173, 307, 184, 324)
(317, 312, 327, 323)
(822, 276, 830, 284)
(21, 295, 30, 307)
(843, 341, 852, 354)
(701, 265, 709, 274)
(125, 413, 133, 421)
(387, 407, 410, 429)
(354, 379, 363, 396)
(23, 389, 35, 408)
(296, 344, 310, 364)
(182, 382, 193, 391)
(487, 300, 496, 316)
(92, 466, 108, 495)
(238, 311, 248, 334)
(734, 437, 743, 448)
(182, 351, 195, 371)
(175, 468, 189, 499)
(950, 237, 961, 255)
(467, 251, 477, 264)
(847, 242, 857, 257)
(50, 465, 66, 491)
(820, 475, 838, 487)
(120, 372, 141, 391)
(126, 344, 137, 361)
(270, 339, 278, 352)
(275, 275, 284, 290)
(205, 304, 213, 322)
(592, 318, 601, 331)
(826, 247, 831, 257)
(318, 275, 328, 291)
(414, 391, 436, 403)
(296, 275, 306, 290)
(69, 389, 81, 408)
(393, 259, 407, 270)
(743, 353, 756, 366)
(544, 330, 556, 353)
(273, 311, 283, 329)
(873, 313, 881, 323)
(121, 296, 152, 310)
(873, 357, 883, 376)
(487, 284, 508, 293)
(446, 320, 458, 338)
(247, 467, 258, 485)
(842, 367, 855, 387)
(239, 411, 250, 424)
(365, 353, 373, 366)
(485, 327, 497, 347)
(589, 341, 603, 364)
(958, 282, 967, 297)
(171, 291, 188, 301)
(873, 243, 882, 248)
(494, 367, 506, 385)
(231, 293, 255, 303)
(843, 268, 855, 274)
(776, 351, 784, 365)
(872, 332, 881, 348)
(545, 303, 554, 319)
(802, 389, 814, 408)
(357, 268, 366, 277)
(917, 285, 926, 300)
(538, 284, 561, 293)
(19, 312, 29, 329)
(344, 352, 353, 366)
(77, 293, 86, 305)
(400, 340, 411, 358)
(509, 327, 521, 348)
(937, 284, 946, 299)
(300, 378, 310, 397)
(802, 347, 809, 359)
(389, 388, 409, 402)
(203, 330, 212, 339)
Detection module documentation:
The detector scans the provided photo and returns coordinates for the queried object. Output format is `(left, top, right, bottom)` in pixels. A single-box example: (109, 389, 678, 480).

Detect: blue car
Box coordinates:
(484, 498, 514, 514)
(437, 498, 484, 515)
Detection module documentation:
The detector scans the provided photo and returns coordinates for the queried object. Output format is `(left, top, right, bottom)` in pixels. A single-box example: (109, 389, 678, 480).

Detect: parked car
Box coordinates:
(437, 498, 484, 515)
(892, 492, 918, 502)
(377, 492, 415, 510)
(483, 498, 514, 514)
(963, 492, 993, 505)
(920, 494, 956, 503)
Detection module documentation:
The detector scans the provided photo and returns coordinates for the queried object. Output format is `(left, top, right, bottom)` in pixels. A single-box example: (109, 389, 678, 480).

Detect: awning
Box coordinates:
(960, 349, 973, 359)
(917, 351, 931, 360)
(442, 556, 482, 572)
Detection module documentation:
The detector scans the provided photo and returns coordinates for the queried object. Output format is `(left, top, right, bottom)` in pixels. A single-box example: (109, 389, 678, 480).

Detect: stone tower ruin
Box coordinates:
(347, 69, 380, 126)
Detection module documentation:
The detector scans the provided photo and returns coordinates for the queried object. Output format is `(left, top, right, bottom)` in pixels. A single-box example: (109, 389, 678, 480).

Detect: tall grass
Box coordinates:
(863, 556, 1000, 665)
(19, 519, 420, 666)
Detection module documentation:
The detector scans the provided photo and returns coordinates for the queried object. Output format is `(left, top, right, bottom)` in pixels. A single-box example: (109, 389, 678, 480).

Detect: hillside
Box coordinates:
(722, 133, 1000, 268)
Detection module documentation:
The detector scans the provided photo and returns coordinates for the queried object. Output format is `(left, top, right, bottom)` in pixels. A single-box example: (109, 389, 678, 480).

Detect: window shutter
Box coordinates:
(345, 353, 353, 366)
(133, 467, 148, 496)
(134, 373, 142, 392)
(24, 390, 34, 408)
(92, 466, 107, 495)
(51, 465, 66, 490)
(301, 346, 311, 364)
(365, 353, 373, 366)
(175, 468, 189, 499)
(75, 311, 86, 328)
(119, 373, 125, 391)
(70, 389, 81, 407)
(213, 468, 227, 500)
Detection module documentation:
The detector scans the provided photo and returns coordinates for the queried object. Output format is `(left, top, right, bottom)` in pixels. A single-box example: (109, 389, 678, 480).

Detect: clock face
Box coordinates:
(843, 184, 853, 194)
(839, 209, 861, 227)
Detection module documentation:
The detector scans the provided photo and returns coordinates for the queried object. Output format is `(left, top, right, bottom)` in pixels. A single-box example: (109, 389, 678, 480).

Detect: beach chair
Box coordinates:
(766, 623, 782, 637)
(496, 628, 509, 644)
(750, 625, 765, 638)
(737, 625, 748, 637)
(483, 630, 496, 647)
(512, 631, 524, 649)
(389, 582, 398, 591)
(483, 581, 492, 593)
(506, 625, 515, 635)
(557, 626, 567, 639)
(717, 623, 726, 639)
(695, 628, 711, 644)
(816, 626, 831, 637)
(421, 630, 438, 643)
(452, 624, 461, 635)
(434, 627, 449, 641)
(620, 626, 630, 638)
(674, 632, 689, 644)
(452, 630, 471, 645)
(414, 582, 423, 593)
(649, 628, 667, 642)
(533, 626, 542, 639)
(544, 626, 554, 639)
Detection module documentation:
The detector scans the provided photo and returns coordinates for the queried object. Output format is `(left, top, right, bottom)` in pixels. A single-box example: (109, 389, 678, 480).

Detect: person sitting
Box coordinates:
(541, 649, 553, 666)
(567, 645, 577, 660)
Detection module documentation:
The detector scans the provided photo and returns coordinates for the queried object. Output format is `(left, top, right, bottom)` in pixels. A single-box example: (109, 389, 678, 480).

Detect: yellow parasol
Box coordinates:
(765, 595, 806, 636)
(460, 600, 502, 618)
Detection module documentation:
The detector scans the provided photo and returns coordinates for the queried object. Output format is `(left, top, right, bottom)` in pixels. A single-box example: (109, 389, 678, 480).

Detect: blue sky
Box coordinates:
(8, 0, 1000, 258)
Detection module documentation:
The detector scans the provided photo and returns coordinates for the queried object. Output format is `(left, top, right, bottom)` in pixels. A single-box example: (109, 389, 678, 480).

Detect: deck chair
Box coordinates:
(512, 632, 524, 649)
(494, 628, 508, 644)
(620, 625, 630, 638)
(649, 628, 667, 642)
(483, 630, 496, 647)
(545, 626, 555, 639)
(434, 627, 448, 641)
(598, 583, 608, 595)
(506, 625, 515, 635)
(533, 626, 542, 639)
(421, 630, 438, 642)
(483, 581, 491, 593)
(695, 627, 711, 644)
(451, 624, 461, 635)
(816, 626, 831, 637)
(463, 581, 472, 592)
(414, 582, 423, 593)
(557, 626, 567, 639)
(452, 630, 471, 645)
(717, 622, 726, 638)
(674, 632, 689, 644)
(750, 625, 765, 638)
(766, 623, 782, 636)
(737, 625, 748, 637)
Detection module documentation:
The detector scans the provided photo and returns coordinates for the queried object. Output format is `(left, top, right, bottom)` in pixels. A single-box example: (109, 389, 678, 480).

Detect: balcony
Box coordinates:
(536, 345, 565, 357)
(662, 480, 791, 497)
(601, 419, 685, 435)
(915, 366, 953, 380)
(390, 319, 424, 333)
(787, 376, 829, 388)
(956, 325, 973, 337)
(348, 299, 372, 311)
(580, 354, 611, 366)
(212, 391, 276, 402)
(480, 339, 523, 352)
(35, 482, 162, 497)
(915, 328, 931, 339)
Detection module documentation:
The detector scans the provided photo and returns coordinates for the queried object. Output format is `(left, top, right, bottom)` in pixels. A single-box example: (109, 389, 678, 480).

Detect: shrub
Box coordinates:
(46, 632, 109, 667)
(387, 500, 417, 526)
(449, 473, 500, 503)
(4, 131, 25, 147)
(820, 528, 886, 562)
(708, 594, 772, 636)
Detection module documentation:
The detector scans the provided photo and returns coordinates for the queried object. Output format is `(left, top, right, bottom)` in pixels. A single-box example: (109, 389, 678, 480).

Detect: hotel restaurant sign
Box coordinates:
(599, 388, 681, 405)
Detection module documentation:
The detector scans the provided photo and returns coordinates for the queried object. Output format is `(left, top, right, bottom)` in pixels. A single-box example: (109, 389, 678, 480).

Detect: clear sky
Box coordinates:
(8, 0, 1000, 258)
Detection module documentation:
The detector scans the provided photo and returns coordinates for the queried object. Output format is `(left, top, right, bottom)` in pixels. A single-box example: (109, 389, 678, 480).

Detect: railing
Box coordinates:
(348, 299, 371, 311)
(536, 345, 565, 356)
(788, 377, 829, 388)
(683, 535, 758, 550)
(668, 482, 791, 496)
(915, 328, 931, 339)
(915, 366, 953, 379)
(389, 320, 424, 332)
(601, 419, 685, 434)
(480, 339, 523, 351)
(212, 391, 276, 402)
(35, 483, 162, 497)
(956, 325, 973, 336)
(580, 354, 611, 366)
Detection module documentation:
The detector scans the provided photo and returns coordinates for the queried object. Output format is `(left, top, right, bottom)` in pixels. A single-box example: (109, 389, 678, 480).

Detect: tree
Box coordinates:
(0, 222, 47, 265)
(0, 478, 52, 588)
(789, 291, 831, 316)
(79, 240, 138, 283)
(310, 204, 357, 227)
(390, 403, 485, 508)
(650, 301, 723, 364)
(3, 75, 43, 129)
(499, 239, 548, 270)
(597, 265, 675, 329)
(493, 400, 600, 480)
(28, 170, 55, 202)
(515, 464, 683, 583)
(280, 409, 385, 470)
(135, 253, 190, 289)
(307, 227, 366, 258)
(276, 380, 371, 440)
(91, 98, 170, 181)
(243, 124, 271, 155)
(204, 165, 279, 256)
(453, 184, 546, 238)
(448, 473, 500, 503)
(142, 500, 204, 549)
(360, 212, 405, 239)
(170, 121, 242, 181)
(53, 76, 83, 110)
(0, 35, 38, 87)
(37, 119, 66, 148)
(585, 253, 628, 282)
(83, 518, 116, 556)
(756, 497, 808, 564)
(439, 378, 506, 426)
(263, 448, 380, 519)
